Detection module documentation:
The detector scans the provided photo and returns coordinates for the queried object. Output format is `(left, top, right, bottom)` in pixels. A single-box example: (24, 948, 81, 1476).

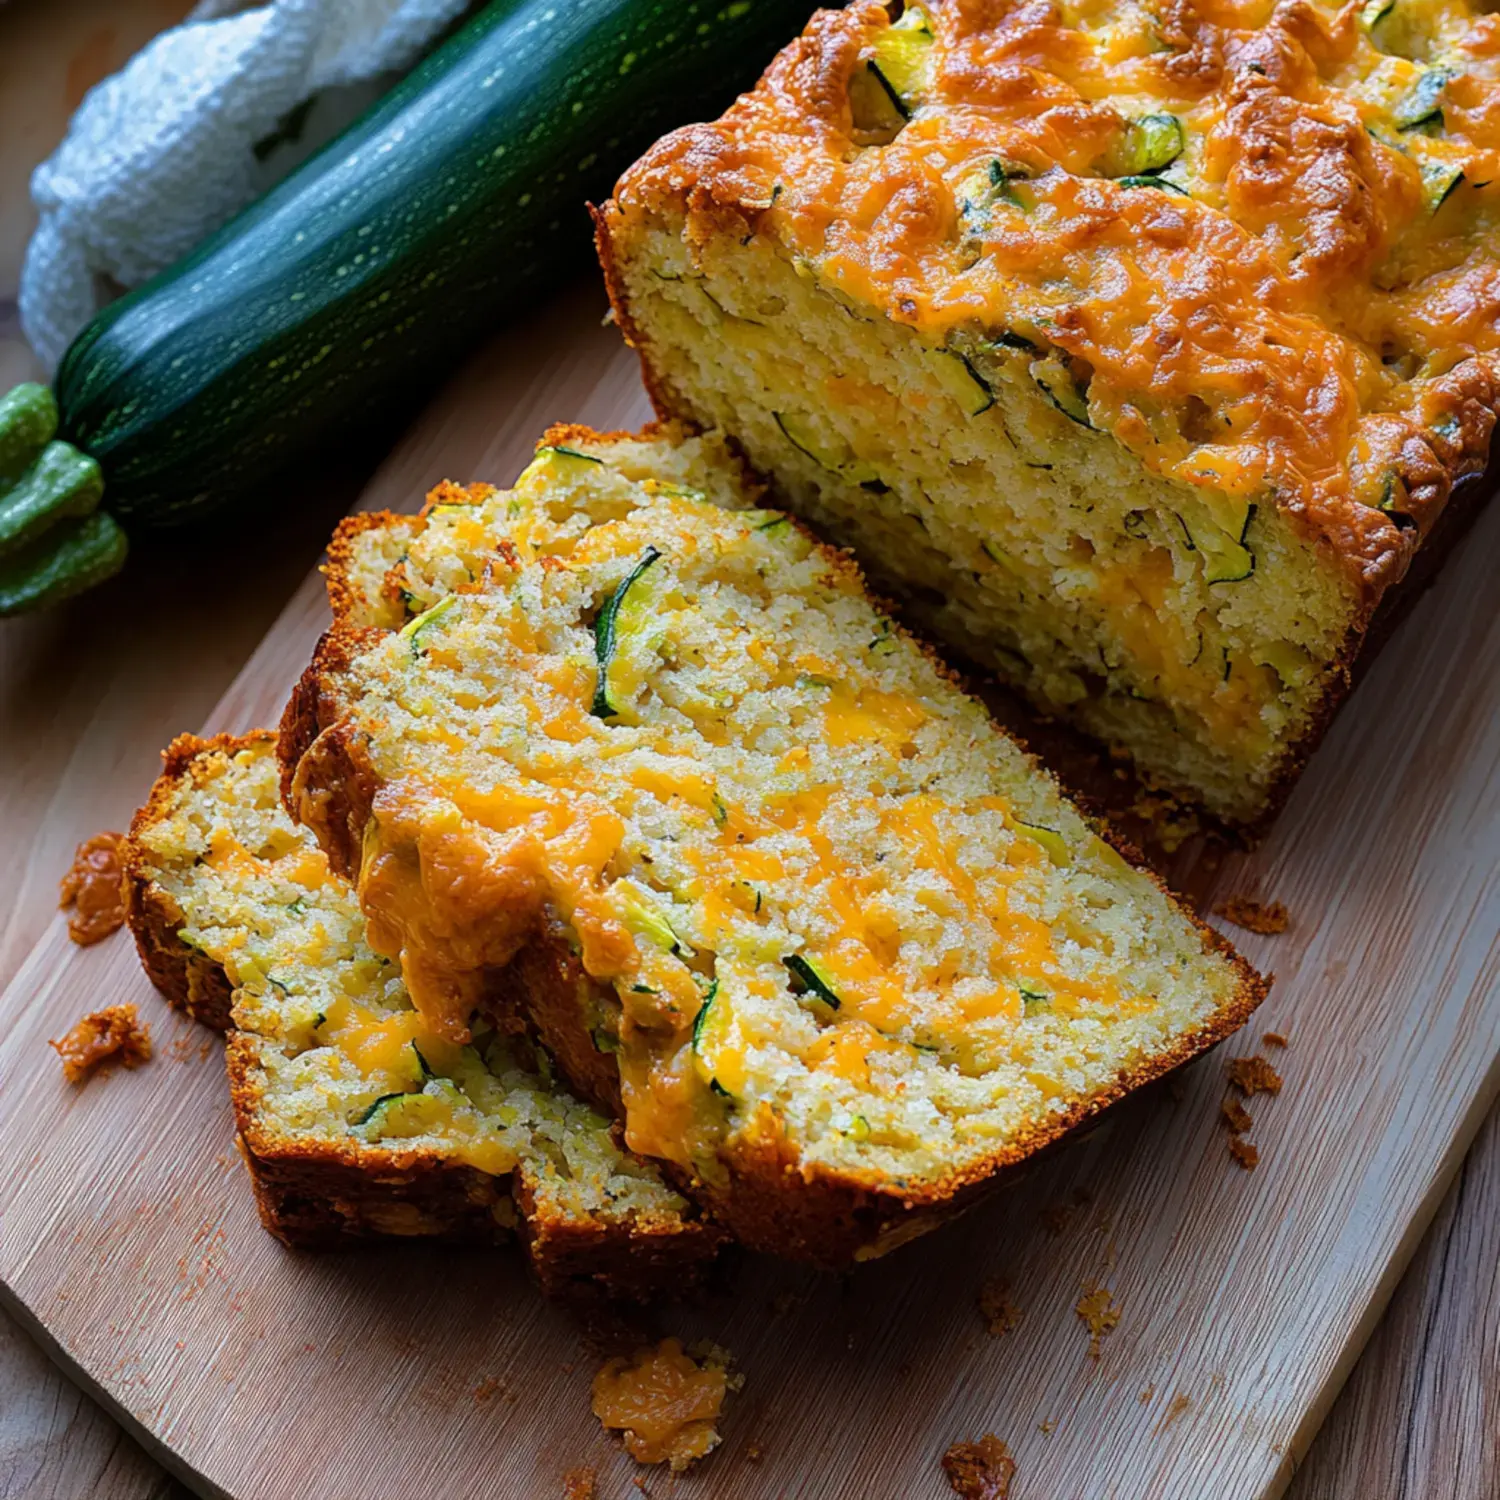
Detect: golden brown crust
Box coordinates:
(277, 629, 386, 878)
(323, 510, 420, 628)
(511, 1165, 729, 1304)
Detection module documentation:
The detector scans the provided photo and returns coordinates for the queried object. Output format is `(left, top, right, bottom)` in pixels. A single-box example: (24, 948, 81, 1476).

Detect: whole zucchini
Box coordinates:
(0, 0, 811, 615)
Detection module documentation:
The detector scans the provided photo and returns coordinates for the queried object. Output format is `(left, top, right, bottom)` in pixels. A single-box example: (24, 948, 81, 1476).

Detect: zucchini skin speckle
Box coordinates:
(53, 0, 815, 537)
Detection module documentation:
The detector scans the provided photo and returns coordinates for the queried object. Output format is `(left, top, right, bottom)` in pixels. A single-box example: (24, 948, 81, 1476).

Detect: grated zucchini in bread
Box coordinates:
(596, 0, 1500, 832)
(125, 731, 721, 1300)
(281, 425, 1264, 1265)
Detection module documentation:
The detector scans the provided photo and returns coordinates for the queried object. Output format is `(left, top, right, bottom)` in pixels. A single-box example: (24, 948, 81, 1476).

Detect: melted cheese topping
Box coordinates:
(614, 0, 1500, 596)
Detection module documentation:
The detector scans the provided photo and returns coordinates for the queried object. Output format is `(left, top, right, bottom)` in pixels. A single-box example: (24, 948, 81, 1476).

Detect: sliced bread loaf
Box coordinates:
(281, 425, 1266, 1265)
(125, 730, 723, 1300)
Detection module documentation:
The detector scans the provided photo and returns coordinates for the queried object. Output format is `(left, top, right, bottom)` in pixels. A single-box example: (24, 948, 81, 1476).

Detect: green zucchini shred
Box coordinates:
(773, 411, 883, 485)
(1110, 113, 1184, 176)
(620, 887, 692, 958)
(1116, 174, 1190, 195)
(1178, 501, 1256, 584)
(354, 1092, 411, 1127)
(1013, 821, 1070, 865)
(1421, 160, 1464, 210)
(539, 444, 604, 466)
(868, 5, 934, 118)
(783, 953, 842, 1010)
(1030, 355, 1092, 427)
(691, 979, 721, 1052)
(398, 593, 459, 655)
(590, 545, 662, 719)
(1020, 986, 1051, 1016)
(934, 349, 995, 415)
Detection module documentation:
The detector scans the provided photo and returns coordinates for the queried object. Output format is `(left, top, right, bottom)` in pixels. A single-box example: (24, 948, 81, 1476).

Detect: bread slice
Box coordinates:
(280, 424, 1266, 1266)
(594, 0, 1499, 834)
(125, 731, 724, 1300)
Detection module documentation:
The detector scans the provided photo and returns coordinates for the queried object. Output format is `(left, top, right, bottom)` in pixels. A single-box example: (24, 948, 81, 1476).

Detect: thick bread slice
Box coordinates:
(594, 0, 1500, 835)
(280, 425, 1266, 1266)
(125, 731, 723, 1301)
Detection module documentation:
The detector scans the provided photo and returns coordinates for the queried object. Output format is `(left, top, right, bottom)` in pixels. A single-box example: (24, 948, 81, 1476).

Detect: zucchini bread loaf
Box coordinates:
(596, 0, 1500, 832)
(280, 424, 1265, 1265)
(125, 731, 723, 1300)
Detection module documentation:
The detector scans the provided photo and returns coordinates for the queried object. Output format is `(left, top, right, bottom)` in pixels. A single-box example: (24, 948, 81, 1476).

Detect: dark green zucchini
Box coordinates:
(3, 0, 812, 614)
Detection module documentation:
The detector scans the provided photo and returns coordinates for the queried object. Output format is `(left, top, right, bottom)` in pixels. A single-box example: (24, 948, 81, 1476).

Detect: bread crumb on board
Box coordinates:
(58, 831, 128, 945)
(562, 1467, 597, 1500)
(942, 1434, 1016, 1499)
(591, 1338, 736, 1472)
(978, 1276, 1022, 1337)
(1220, 1054, 1282, 1168)
(1263, 1031, 1289, 1048)
(1228, 1137, 1261, 1171)
(1213, 897, 1289, 935)
(1227, 1056, 1284, 1097)
(1076, 1284, 1121, 1360)
(49, 1003, 151, 1084)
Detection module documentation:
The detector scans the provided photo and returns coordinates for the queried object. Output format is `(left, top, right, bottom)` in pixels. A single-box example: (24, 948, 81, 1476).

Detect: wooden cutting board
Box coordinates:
(2, 283, 1498, 1500)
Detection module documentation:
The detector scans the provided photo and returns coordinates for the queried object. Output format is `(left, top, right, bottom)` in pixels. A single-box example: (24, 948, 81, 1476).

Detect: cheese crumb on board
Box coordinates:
(1227, 1056, 1283, 1097)
(58, 831, 127, 945)
(591, 1338, 733, 1472)
(562, 1468, 597, 1500)
(49, 1003, 151, 1084)
(1075, 1284, 1121, 1360)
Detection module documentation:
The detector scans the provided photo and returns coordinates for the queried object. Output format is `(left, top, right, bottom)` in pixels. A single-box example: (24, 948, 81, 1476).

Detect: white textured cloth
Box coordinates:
(20, 0, 468, 370)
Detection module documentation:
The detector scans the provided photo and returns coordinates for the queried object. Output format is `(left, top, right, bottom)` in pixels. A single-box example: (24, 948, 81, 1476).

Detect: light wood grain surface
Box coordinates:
(1, 3, 1497, 1499)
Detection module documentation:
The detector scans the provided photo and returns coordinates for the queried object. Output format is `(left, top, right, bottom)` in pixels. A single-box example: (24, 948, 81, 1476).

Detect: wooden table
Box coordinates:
(0, 3, 1495, 1496)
